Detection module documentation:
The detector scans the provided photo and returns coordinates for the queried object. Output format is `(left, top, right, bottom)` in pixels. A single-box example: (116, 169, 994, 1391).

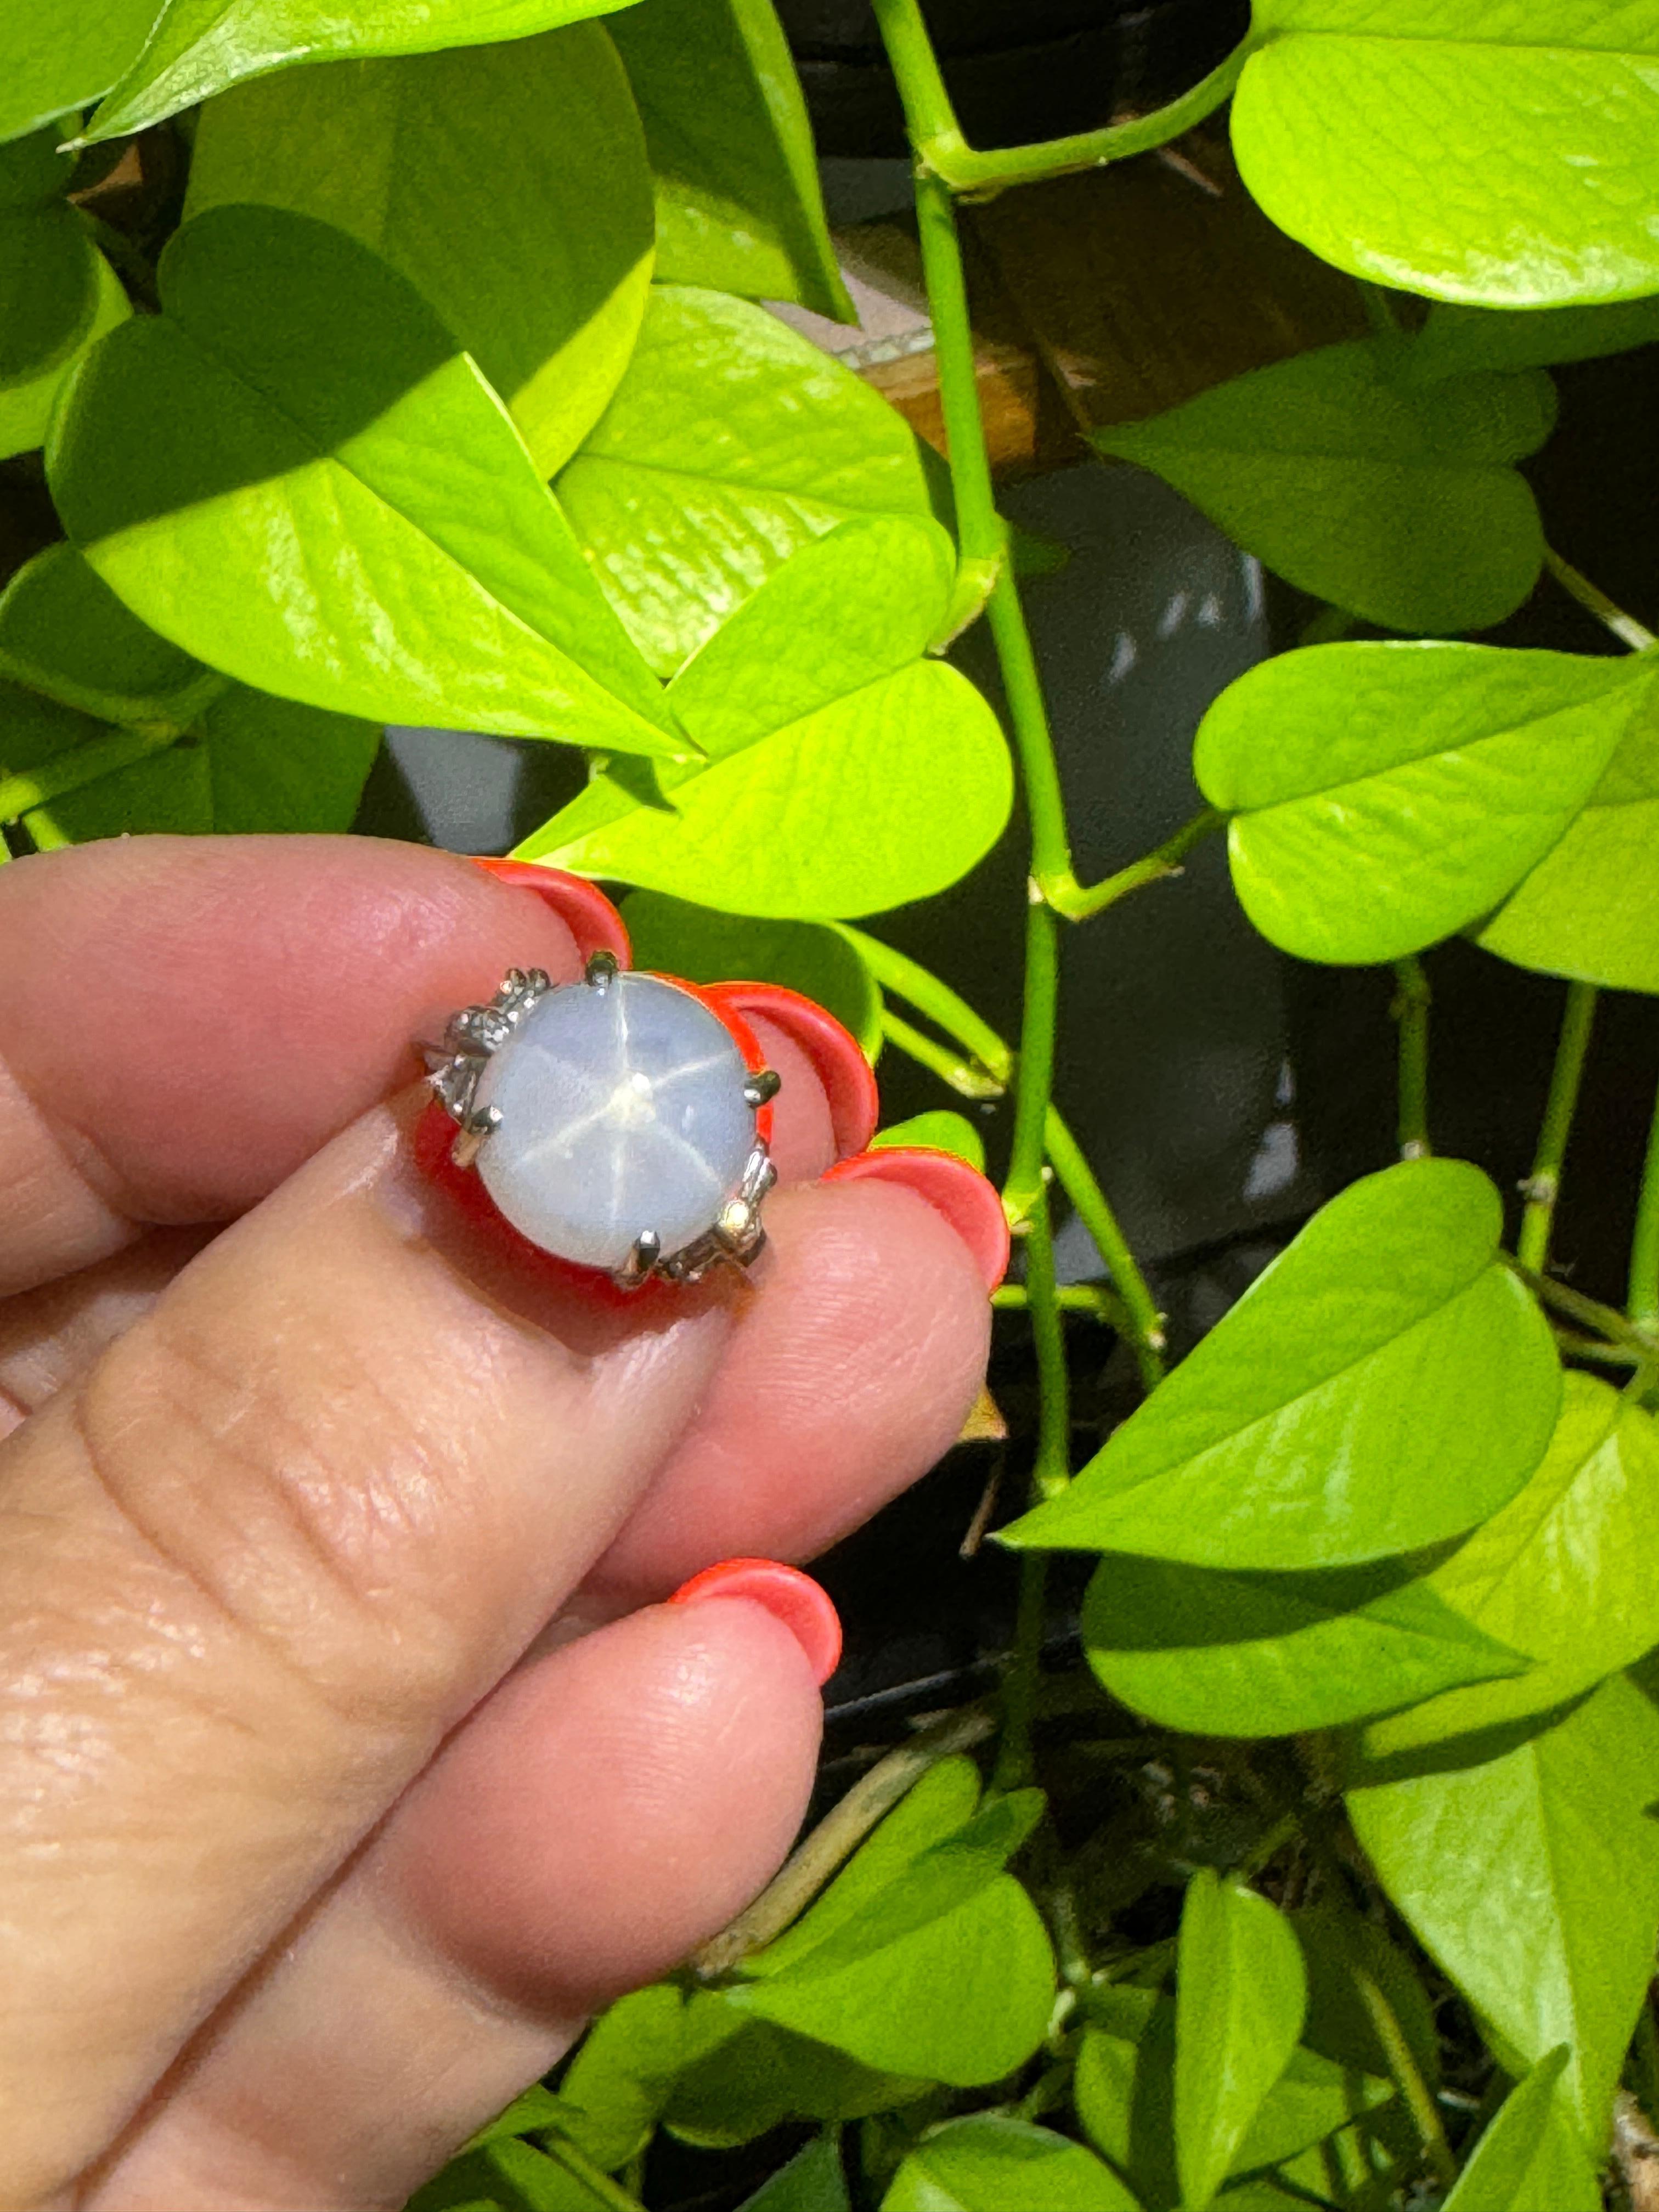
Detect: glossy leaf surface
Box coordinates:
(1197, 643, 1654, 966)
(882, 2117, 1139, 2212)
(186, 26, 653, 473)
(1095, 343, 1551, 633)
(49, 207, 681, 757)
(1477, 682, 1659, 992)
(83, 0, 627, 141)
(1175, 1872, 1306, 2212)
(1233, 4, 1659, 306)
(558, 286, 941, 673)
(1349, 1673, 1659, 2146)
(1363, 1376, 1659, 1754)
(0, 0, 155, 144)
(1082, 1549, 1525, 1738)
(621, 890, 882, 1054)
(1005, 1160, 1560, 1570)
(608, 0, 850, 317)
(872, 1111, 985, 1172)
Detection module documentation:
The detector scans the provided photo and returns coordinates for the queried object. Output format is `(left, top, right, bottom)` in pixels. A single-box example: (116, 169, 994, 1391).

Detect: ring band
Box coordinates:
(426, 952, 780, 1288)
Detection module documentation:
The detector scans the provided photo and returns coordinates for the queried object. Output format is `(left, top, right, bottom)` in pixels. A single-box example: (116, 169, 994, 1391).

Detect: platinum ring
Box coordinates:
(425, 952, 780, 1289)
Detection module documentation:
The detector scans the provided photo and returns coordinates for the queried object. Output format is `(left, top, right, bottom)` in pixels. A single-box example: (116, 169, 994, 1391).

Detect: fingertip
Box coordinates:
(669, 1558, 842, 1684)
(822, 1146, 1009, 1291)
(703, 983, 878, 1159)
(464, 857, 631, 966)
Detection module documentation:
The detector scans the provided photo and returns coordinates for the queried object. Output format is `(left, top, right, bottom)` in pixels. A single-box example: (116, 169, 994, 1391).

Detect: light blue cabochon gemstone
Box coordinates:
(474, 971, 756, 1270)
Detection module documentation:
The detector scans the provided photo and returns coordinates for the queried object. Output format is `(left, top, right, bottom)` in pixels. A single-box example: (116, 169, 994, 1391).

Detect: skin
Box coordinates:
(0, 837, 992, 2212)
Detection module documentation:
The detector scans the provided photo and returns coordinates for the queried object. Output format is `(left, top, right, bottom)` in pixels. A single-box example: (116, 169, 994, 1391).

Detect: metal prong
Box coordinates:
(450, 1102, 501, 1170)
(584, 949, 620, 989)
(743, 1067, 782, 1109)
(616, 1229, 661, 1288)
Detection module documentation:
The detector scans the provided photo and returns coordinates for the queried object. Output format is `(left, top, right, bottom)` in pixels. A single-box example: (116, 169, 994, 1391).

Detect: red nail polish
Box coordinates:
(466, 856, 631, 967)
(667, 1558, 842, 1686)
(703, 982, 878, 1159)
(821, 1146, 1010, 1291)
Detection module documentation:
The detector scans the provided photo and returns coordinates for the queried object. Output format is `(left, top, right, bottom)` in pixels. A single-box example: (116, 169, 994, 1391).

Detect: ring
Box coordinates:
(425, 952, 781, 1288)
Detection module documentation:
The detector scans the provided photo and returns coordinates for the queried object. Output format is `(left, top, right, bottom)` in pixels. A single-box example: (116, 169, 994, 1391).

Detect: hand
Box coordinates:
(0, 836, 1001, 2211)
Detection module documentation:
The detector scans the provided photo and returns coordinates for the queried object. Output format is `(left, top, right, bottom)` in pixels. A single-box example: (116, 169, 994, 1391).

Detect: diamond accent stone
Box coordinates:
(472, 971, 757, 1271)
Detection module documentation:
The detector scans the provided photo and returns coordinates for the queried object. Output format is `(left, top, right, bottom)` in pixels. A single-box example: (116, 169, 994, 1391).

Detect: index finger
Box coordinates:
(0, 834, 614, 1295)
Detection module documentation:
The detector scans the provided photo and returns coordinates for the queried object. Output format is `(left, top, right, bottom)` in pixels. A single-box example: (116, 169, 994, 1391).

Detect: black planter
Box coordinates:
(774, 0, 1251, 157)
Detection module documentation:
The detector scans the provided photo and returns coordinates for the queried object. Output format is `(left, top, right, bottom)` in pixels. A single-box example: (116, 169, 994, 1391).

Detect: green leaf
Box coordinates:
(48, 205, 684, 759)
(1231, 2044, 1395, 2174)
(609, 0, 850, 319)
(407, 2136, 591, 2212)
(0, 544, 223, 725)
(185, 25, 653, 473)
(620, 890, 883, 1057)
(1175, 1872, 1307, 2212)
(1348, 1672, 1659, 2148)
(517, 520, 1011, 918)
(1005, 1159, 1561, 1571)
(882, 2118, 1141, 2212)
(742, 2133, 851, 2212)
(0, 0, 155, 144)
(1081, 1549, 1527, 1739)
(0, 242, 129, 461)
(1195, 642, 1655, 967)
(1363, 1376, 1659, 1756)
(1440, 2049, 1581, 2212)
(1292, 1903, 1440, 2092)
(1476, 681, 1659, 993)
(1232, 4, 1659, 307)
(1094, 342, 1551, 634)
(557, 285, 942, 674)
(871, 1111, 985, 1173)
(0, 139, 100, 387)
(1407, 296, 1659, 383)
(664, 1994, 926, 2146)
(551, 1984, 688, 2170)
(82, 0, 631, 142)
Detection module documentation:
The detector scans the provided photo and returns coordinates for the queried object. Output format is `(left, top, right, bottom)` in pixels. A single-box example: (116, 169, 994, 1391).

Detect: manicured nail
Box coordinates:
(466, 856, 630, 967)
(821, 1146, 1010, 1291)
(703, 982, 878, 1159)
(667, 1558, 843, 1686)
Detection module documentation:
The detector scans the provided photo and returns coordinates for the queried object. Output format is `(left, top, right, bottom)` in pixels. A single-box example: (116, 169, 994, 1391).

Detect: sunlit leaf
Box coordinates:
(0, 0, 155, 145)
(871, 1111, 985, 1172)
(1005, 1159, 1561, 1570)
(882, 2117, 1140, 2212)
(663, 1997, 926, 2147)
(609, 0, 851, 318)
(558, 286, 941, 674)
(82, 0, 629, 142)
(1233, 4, 1659, 306)
(49, 206, 682, 757)
(1349, 1673, 1659, 2148)
(1094, 342, 1551, 633)
(185, 26, 653, 472)
(1196, 642, 1655, 966)
(1438, 2050, 1598, 2211)
(1175, 1871, 1307, 2211)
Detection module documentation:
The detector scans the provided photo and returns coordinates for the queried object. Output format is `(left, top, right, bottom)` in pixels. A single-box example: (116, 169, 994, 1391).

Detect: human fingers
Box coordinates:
(85, 1587, 829, 2212)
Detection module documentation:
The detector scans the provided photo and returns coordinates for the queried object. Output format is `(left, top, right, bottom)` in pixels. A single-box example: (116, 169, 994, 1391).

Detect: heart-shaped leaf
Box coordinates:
(1349, 1673, 1659, 2149)
(620, 890, 883, 1057)
(185, 25, 654, 474)
(517, 520, 1011, 918)
(82, 0, 624, 142)
(557, 286, 942, 674)
(0, 0, 155, 145)
(0, 239, 128, 463)
(1196, 642, 1655, 966)
(1477, 684, 1659, 992)
(48, 206, 683, 758)
(0, 544, 222, 726)
(1175, 1872, 1307, 2212)
(608, 0, 851, 319)
(882, 2118, 1139, 2212)
(1406, 297, 1659, 385)
(1081, 1550, 1526, 1738)
(1094, 342, 1553, 633)
(1005, 1159, 1561, 1571)
(1362, 1376, 1659, 1756)
(1232, 5, 1659, 307)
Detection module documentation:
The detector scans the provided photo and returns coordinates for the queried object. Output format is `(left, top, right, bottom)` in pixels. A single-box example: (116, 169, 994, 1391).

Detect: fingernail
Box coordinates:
(668, 1558, 842, 1686)
(466, 857, 630, 967)
(821, 1147, 1010, 1292)
(703, 982, 878, 1158)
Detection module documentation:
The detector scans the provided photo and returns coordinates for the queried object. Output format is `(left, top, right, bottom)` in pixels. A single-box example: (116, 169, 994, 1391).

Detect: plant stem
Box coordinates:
(843, 928, 1013, 1080)
(871, 0, 1246, 194)
(994, 1281, 1132, 1331)
(1042, 805, 1227, 923)
(1350, 1960, 1457, 2190)
(1045, 1111, 1165, 1386)
(1509, 1256, 1658, 1353)
(0, 726, 181, 822)
(1519, 981, 1598, 1274)
(1544, 546, 1657, 654)
(1630, 1073, 1659, 1338)
(688, 1706, 996, 1977)
(881, 1011, 1005, 1098)
(1391, 956, 1431, 1159)
(540, 2132, 647, 2211)
(995, 1549, 1050, 1791)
